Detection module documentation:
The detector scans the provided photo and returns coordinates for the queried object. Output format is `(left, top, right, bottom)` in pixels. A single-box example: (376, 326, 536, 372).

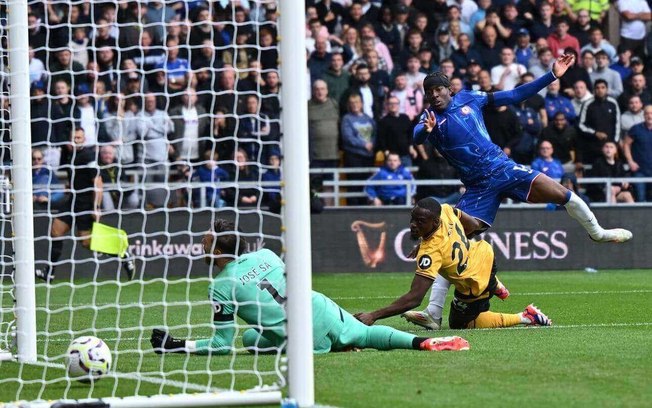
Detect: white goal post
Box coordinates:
(1, 0, 314, 406)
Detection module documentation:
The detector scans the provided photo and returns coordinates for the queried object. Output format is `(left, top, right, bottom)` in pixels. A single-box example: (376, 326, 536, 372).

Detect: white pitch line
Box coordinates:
(33, 321, 652, 345)
(331, 289, 652, 300)
(38, 289, 652, 308)
(401, 322, 652, 333)
(25, 360, 225, 393)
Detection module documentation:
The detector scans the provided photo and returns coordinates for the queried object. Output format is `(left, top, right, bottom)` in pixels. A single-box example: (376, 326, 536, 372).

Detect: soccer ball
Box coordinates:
(65, 336, 112, 382)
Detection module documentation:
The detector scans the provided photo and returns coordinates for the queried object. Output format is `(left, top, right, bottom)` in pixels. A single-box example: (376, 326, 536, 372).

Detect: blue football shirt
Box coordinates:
(416, 90, 510, 184)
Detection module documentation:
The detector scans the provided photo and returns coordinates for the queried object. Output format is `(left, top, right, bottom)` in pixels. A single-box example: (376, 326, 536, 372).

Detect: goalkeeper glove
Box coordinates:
(150, 328, 187, 354)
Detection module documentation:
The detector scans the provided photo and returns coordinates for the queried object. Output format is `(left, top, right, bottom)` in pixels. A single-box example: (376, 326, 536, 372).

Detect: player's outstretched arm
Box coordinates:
(355, 274, 432, 325)
(493, 54, 575, 107)
(150, 328, 188, 354)
(150, 325, 236, 355)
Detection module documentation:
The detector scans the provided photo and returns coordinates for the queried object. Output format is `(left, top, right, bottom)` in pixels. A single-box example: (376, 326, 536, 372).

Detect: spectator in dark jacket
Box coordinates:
(376, 96, 417, 167)
(223, 148, 261, 208)
(587, 141, 635, 203)
(541, 111, 578, 172)
(577, 79, 621, 165)
(339, 64, 383, 119)
(31, 81, 63, 147)
(262, 150, 282, 213)
(484, 104, 522, 160)
(511, 99, 542, 164)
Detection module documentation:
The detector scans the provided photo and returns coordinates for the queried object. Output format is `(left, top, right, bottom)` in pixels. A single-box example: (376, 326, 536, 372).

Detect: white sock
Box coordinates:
(426, 277, 451, 320)
(185, 340, 197, 352)
(519, 313, 530, 325)
(564, 192, 604, 240)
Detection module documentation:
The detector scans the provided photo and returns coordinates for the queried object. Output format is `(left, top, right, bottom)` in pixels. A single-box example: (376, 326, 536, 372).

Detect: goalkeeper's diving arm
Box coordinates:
(150, 322, 235, 355)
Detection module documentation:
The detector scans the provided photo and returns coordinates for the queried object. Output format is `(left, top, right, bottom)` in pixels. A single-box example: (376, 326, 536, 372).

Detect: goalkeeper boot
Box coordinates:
(494, 278, 510, 300)
(122, 250, 136, 281)
(401, 310, 442, 330)
(419, 336, 470, 352)
(522, 304, 552, 326)
(34, 267, 54, 283)
(592, 228, 633, 243)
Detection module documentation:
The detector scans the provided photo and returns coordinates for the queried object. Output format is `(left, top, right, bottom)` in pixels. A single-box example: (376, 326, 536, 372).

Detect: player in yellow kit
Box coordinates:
(355, 197, 552, 329)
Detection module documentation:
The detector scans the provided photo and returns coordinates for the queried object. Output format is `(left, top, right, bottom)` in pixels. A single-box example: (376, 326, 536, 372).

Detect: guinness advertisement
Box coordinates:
(31, 207, 648, 278)
(313, 207, 649, 272)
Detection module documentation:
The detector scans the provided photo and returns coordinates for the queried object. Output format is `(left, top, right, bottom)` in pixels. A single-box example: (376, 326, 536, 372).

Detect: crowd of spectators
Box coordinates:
(16, 0, 652, 210)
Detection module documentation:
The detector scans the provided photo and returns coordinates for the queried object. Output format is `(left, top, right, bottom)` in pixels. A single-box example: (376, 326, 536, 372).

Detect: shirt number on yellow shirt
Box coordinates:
(451, 224, 470, 274)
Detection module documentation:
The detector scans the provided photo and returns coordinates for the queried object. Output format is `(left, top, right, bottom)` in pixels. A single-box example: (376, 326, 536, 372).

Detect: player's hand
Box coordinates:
(150, 328, 187, 354)
(595, 131, 608, 140)
(552, 54, 575, 78)
(423, 110, 436, 133)
(354, 312, 376, 326)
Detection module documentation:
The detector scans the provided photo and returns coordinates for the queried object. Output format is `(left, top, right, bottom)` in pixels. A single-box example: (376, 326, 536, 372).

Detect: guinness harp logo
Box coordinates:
(351, 221, 387, 268)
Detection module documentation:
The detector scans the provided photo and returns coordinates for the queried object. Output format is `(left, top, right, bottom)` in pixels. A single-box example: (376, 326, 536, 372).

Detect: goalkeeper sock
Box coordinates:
(426, 277, 451, 320)
(411, 337, 431, 350)
(470, 311, 522, 328)
(563, 192, 604, 240)
(365, 325, 416, 350)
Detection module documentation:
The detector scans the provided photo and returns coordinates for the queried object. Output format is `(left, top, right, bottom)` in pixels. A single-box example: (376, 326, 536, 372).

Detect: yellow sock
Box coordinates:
(469, 311, 523, 328)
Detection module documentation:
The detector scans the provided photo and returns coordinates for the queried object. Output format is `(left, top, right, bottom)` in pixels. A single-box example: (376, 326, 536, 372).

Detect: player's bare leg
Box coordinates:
(527, 173, 632, 243)
(77, 229, 92, 249)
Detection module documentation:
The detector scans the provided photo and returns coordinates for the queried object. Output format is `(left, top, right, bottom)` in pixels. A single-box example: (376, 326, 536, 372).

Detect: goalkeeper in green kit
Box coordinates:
(150, 219, 469, 354)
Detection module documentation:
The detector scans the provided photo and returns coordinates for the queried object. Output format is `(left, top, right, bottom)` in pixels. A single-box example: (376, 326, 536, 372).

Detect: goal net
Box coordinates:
(0, 0, 312, 406)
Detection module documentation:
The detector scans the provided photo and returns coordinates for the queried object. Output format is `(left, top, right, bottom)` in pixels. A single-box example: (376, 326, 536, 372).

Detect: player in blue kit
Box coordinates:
(403, 54, 633, 331)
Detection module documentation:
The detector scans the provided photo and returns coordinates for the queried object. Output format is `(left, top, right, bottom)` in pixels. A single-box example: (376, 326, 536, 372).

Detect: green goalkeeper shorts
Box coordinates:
(312, 292, 372, 353)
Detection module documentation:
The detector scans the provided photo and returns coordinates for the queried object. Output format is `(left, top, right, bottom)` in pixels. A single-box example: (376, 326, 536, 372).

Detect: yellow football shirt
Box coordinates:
(415, 204, 495, 298)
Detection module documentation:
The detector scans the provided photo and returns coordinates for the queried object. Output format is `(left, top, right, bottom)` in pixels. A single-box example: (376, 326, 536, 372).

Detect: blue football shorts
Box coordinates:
(455, 161, 542, 226)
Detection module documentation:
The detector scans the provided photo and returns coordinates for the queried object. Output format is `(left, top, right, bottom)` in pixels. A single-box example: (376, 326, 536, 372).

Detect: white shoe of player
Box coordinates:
(401, 311, 442, 330)
(593, 228, 633, 243)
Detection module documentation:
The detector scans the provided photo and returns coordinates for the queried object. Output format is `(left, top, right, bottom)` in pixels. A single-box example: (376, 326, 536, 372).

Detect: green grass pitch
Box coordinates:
(1, 270, 651, 407)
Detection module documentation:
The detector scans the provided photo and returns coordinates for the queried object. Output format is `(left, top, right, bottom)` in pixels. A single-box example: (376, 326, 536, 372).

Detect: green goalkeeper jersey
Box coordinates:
(194, 248, 418, 354)
(196, 248, 336, 354)
(210, 248, 287, 342)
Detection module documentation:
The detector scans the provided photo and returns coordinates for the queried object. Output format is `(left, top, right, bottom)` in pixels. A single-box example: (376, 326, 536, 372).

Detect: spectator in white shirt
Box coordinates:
(169, 88, 210, 165)
(621, 94, 645, 135)
(75, 84, 98, 146)
(571, 79, 593, 114)
(491, 47, 527, 91)
(405, 55, 426, 90)
(28, 47, 46, 84)
(69, 27, 90, 68)
(137, 93, 173, 208)
(448, 0, 478, 25)
(618, 0, 652, 58)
